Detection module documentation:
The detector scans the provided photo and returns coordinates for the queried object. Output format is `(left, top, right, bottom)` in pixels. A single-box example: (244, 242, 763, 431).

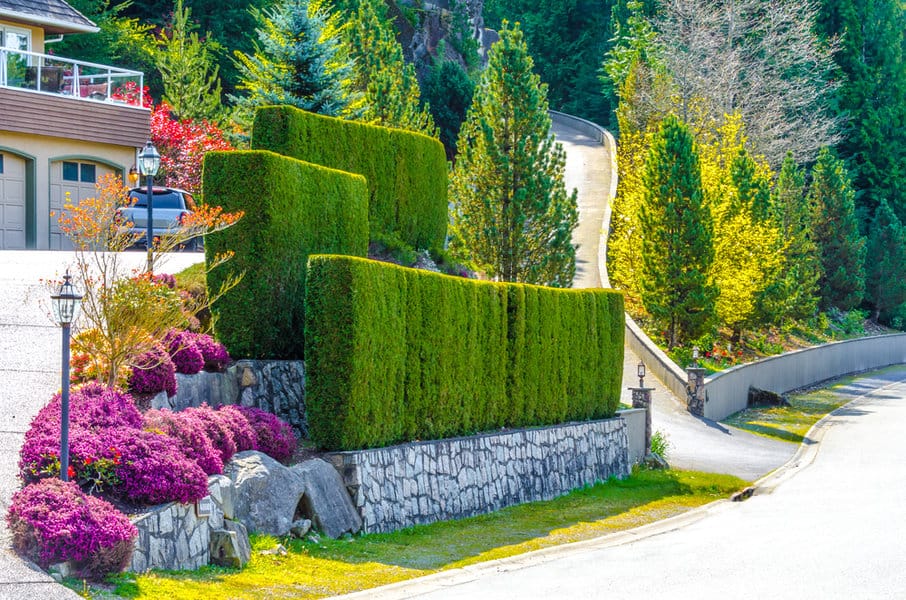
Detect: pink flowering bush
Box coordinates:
(217, 405, 258, 452)
(25, 382, 141, 438)
(143, 409, 222, 474)
(163, 329, 204, 375)
(183, 404, 237, 464)
(128, 344, 177, 397)
(235, 406, 297, 462)
(194, 333, 231, 372)
(7, 479, 136, 580)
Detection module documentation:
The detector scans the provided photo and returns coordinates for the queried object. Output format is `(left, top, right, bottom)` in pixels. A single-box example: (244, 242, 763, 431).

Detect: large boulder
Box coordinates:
(291, 459, 362, 539)
(210, 520, 252, 569)
(223, 451, 305, 536)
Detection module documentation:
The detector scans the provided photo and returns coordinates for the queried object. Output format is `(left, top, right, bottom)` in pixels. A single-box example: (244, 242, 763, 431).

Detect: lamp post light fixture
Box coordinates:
(50, 272, 82, 482)
(138, 141, 161, 273)
(692, 346, 700, 367)
(127, 165, 139, 187)
(637, 360, 646, 388)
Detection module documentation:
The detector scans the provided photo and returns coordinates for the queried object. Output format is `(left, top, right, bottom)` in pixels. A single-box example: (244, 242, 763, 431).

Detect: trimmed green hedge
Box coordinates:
(305, 255, 624, 450)
(203, 150, 368, 359)
(252, 105, 448, 251)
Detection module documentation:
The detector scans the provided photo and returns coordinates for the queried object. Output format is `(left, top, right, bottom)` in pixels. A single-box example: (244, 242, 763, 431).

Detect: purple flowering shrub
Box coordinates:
(143, 409, 222, 474)
(163, 329, 204, 375)
(128, 344, 177, 397)
(217, 405, 258, 452)
(183, 405, 237, 464)
(234, 406, 296, 462)
(193, 333, 231, 372)
(7, 479, 136, 580)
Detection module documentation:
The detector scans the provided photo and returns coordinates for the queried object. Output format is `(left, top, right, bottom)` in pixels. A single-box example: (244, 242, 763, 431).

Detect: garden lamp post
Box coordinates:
(637, 360, 646, 388)
(692, 346, 700, 367)
(138, 141, 161, 273)
(50, 272, 82, 482)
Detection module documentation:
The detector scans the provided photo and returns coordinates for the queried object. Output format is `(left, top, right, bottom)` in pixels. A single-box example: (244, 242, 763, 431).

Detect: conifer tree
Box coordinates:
(729, 147, 771, 222)
(155, 0, 223, 121)
(810, 147, 866, 311)
(423, 48, 475, 159)
(449, 22, 578, 287)
(345, 0, 436, 136)
(231, 0, 349, 128)
(760, 153, 822, 325)
(865, 199, 906, 322)
(639, 114, 716, 348)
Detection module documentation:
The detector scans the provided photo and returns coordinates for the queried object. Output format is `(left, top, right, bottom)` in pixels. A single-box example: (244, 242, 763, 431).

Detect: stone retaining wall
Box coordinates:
(328, 417, 630, 533)
(155, 360, 307, 437)
(130, 501, 210, 572)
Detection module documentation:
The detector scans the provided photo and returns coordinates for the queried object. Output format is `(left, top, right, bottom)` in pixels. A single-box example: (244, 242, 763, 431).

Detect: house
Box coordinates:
(0, 0, 149, 249)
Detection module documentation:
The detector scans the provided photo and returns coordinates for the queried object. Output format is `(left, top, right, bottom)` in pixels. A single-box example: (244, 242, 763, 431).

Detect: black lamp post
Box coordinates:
(637, 360, 646, 388)
(50, 272, 82, 482)
(138, 141, 161, 273)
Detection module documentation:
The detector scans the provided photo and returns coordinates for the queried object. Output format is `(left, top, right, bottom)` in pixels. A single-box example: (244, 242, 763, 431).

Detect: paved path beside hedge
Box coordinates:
(0, 250, 202, 599)
(553, 117, 795, 482)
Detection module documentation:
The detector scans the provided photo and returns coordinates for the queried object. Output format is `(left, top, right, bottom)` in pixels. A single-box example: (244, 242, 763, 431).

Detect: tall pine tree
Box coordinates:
(810, 147, 866, 311)
(639, 114, 717, 348)
(231, 0, 350, 128)
(449, 22, 578, 287)
(344, 0, 436, 136)
(865, 199, 906, 322)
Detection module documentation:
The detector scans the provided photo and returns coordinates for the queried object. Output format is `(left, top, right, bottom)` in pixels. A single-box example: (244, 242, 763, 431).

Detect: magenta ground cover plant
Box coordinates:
(128, 344, 177, 397)
(217, 405, 258, 452)
(183, 404, 237, 464)
(194, 332, 231, 372)
(7, 478, 136, 580)
(235, 406, 297, 462)
(164, 329, 204, 375)
(144, 408, 223, 474)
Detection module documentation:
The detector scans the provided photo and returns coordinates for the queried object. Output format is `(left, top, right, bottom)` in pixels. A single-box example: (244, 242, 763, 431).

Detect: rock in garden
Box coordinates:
(291, 459, 363, 539)
(290, 519, 311, 538)
(643, 453, 670, 470)
(748, 386, 790, 407)
(223, 451, 305, 536)
(210, 519, 252, 568)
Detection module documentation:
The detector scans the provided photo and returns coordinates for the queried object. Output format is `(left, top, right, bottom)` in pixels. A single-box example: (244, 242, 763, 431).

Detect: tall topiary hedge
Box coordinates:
(305, 255, 624, 450)
(204, 150, 368, 359)
(252, 105, 448, 251)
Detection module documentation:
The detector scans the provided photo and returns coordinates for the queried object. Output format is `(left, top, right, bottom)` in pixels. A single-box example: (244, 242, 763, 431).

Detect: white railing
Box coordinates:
(0, 47, 145, 107)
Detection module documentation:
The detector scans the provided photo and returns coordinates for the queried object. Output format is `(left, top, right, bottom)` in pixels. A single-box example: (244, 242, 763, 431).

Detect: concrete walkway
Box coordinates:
(553, 116, 795, 482)
(0, 250, 202, 600)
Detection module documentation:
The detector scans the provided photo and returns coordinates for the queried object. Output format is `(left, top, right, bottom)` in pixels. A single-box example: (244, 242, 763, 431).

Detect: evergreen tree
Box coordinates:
(345, 0, 436, 136)
(810, 147, 866, 311)
(423, 49, 475, 160)
(231, 0, 350, 128)
(760, 153, 822, 325)
(865, 199, 906, 322)
(816, 0, 906, 225)
(639, 114, 717, 348)
(729, 147, 771, 222)
(155, 0, 223, 121)
(449, 22, 578, 287)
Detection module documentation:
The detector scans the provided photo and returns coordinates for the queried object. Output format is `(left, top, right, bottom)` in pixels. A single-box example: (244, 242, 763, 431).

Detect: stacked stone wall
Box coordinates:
(328, 417, 629, 533)
(130, 502, 210, 572)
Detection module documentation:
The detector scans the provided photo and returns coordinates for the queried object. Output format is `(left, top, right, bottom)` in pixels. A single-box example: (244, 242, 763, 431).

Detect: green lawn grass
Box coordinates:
(102, 468, 746, 600)
(723, 377, 860, 443)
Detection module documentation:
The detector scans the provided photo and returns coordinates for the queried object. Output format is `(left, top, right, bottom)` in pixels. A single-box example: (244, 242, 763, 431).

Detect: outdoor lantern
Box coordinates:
(138, 141, 160, 177)
(128, 165, 139, 187)
(50, 272, 82, 482)
(637, 361, 646, 388)
(138, 141, 160, 272)
(692, 346, 700, 365)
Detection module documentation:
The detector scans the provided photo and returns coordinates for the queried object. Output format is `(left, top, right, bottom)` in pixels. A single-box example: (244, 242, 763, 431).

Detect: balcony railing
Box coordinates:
(0, 47, 145, 108)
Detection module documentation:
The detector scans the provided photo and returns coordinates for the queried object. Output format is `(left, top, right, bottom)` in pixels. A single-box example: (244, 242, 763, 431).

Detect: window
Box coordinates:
(62, 161, 98, 183)
(0, 154, 4, 175)
(0, 26, 30, 52)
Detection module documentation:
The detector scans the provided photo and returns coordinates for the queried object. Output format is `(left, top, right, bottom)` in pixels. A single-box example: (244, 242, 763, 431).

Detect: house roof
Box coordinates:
(0, 0, 98, 34)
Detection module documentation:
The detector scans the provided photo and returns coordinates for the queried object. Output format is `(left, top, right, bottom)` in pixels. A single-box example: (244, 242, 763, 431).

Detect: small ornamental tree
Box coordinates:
(450, 22, 578, 287)
(639, 114, 717, 348)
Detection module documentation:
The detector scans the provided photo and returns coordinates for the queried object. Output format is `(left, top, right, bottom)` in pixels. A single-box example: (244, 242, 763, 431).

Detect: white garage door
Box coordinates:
(49, 160, 117, 249)
(0, 152, 27, 249)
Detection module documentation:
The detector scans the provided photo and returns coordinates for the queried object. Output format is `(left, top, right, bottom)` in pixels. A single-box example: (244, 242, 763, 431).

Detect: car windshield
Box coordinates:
(130, 191, 184, 210)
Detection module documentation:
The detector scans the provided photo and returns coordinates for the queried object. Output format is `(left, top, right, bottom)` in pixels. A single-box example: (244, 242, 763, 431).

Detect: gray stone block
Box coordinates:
(290, 459, 363, 539)
(224, 451, 305, 536)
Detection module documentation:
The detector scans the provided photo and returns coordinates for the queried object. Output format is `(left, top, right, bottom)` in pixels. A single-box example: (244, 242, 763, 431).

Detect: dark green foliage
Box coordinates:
(423, 53, 476, 159)
(203, 150, 368, 359)
(730, 148, 770, 222)
(305, 255, 624, 451)
(865, 199, 906, 322)
(810, 147, 866, 311)
(639, 115, 716, 348)
(252, 105, 448, 251)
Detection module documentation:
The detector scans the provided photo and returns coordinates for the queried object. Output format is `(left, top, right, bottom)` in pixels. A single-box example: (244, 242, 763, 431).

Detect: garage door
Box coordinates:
(0, 152, 27, 249)
(49, 160, 117, 249)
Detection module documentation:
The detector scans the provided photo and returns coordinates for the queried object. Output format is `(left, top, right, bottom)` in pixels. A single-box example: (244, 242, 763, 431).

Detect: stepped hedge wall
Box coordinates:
(251, 105, 448, 251)
(203, 150, 368, 359)
(305, 255, 624, 450)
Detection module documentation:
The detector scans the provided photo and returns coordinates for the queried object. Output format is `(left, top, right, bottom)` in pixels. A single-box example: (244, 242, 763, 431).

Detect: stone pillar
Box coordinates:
(686, 367, 707, 417)
(630, 387, 653, 454)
